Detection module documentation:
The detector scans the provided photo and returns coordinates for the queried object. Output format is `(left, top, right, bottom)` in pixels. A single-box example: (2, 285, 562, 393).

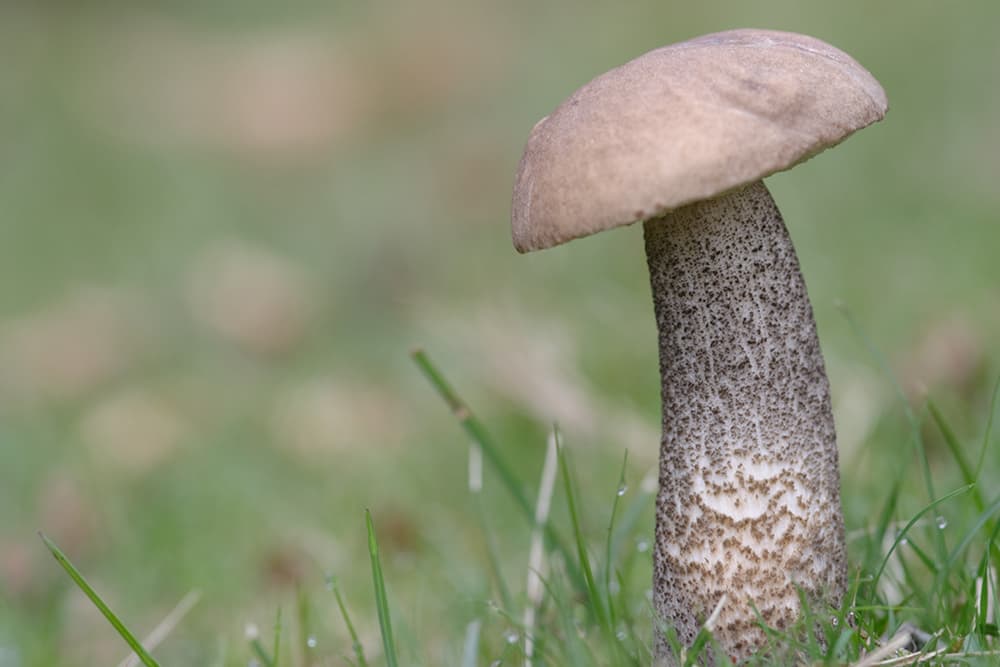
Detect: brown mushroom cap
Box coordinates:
(511, 29, 888, 253)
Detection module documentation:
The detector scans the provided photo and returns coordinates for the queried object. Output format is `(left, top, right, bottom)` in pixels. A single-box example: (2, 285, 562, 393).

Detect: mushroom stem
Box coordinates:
(644, 180, 846, 663)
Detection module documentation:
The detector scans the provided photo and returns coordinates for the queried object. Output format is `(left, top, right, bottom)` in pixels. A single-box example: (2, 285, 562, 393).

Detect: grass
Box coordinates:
(39, 353, 1000, 665)
(3, 2, 1000, 665)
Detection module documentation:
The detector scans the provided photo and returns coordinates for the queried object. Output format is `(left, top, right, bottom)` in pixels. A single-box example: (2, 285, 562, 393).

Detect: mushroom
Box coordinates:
(511, 29, 886, 662)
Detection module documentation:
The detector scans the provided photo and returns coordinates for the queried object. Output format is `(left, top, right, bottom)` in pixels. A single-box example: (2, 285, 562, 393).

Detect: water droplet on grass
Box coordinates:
(936, 515, 948, 530)
(306, 635, 318, 649)
(504, 629, 519, 644)
(636, 539, 649, 553)
(617, 484, 628, 497)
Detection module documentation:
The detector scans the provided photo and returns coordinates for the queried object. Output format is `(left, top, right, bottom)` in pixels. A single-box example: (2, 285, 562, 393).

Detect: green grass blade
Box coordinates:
(928, 400, 985, 513)
(556, 433, 617, 658)
(904, 538, 938, 574)
(411, 348, 532, 516)
(250, 637, 275, 667)
(977, 520, 1000, 632)
(976, 374, 1000, 480)
(872, 484, 973, 589)
(272, 607, 282, 667)
(410, 348, 586, 594)
(839, 305, 946, 560)
(605, 451, 629, 632)
(296, 586, 311, 666)
(473, 494, 514, 612)
(329, 575, 370, 667)
(366, 510, 399, 667)
(609, 469, 655, 563)
(39, 532, 161, 667)
(936, 493, 1000, 595)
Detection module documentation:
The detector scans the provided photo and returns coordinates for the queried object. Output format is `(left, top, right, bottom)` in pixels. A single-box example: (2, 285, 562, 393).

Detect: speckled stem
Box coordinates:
(645, 181, 847, 664)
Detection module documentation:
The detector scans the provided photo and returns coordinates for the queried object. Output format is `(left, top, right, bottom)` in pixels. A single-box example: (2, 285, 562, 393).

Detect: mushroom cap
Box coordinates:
(511, 29, 888, 252)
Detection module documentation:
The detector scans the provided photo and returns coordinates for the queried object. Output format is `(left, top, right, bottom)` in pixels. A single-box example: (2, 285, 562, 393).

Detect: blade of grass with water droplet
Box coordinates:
(410, 348, 586, 594)
(329, 576, 369, 667)
(295, 586, 310, 667)
(556, 432, 618, 661)
(39, 532, 161, 667)
(604, 451, 628, 633)
(366, 509, 399, 667)
(271, 607, 282, 667)
(928, 400, 984, 513)
(872, 484, 973, 590)
(839, 305, 948, 563)
(250, 637, 275, 667)
(935, 493, 1000, 598)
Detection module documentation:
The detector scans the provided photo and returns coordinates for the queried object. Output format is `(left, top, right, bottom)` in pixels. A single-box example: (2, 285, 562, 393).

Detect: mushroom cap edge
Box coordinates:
(511, 28, 888, 253)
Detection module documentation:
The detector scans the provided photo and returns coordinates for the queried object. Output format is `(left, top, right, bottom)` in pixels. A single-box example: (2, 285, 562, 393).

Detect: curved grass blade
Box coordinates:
(39, 532, 161, 667)
(928, 400, 984, 513)
(250, 637, 274, 667)
(329, 576, 369, 667)
(872, 484, 973, 589)
(119, 590, 201, 667)
(838, 304, 946, 560)
(976, 374, 1000, 480)
(272, 607, 282, 667)
(557, 433, 619, 661)
(935, 493, 1000, 597)
(366, 510, 399, 667)
(605, 451, 629, 632)
(410, 348, 586, 594)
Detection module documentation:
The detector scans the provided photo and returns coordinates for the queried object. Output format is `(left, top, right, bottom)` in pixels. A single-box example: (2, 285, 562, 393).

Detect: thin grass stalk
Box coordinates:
(556, 432, 621, 662)
(524, 430, 560, 667)
(604, 452, 629, 634)
(872, 485, 972, 589)
(461, 619, 481, 667)
(39, 532, 161, 667)
(469, 440, 514, 612)
(119, 590, 201, 667)
(366, 510, 399, 667)
(295, 586, 310, 667)
(330, 576, 369, 667)
(410, 348, 586, 594)
(839, 306, 948, 562)
(272, 607, 282, 667)
(935, 493, 1000, 597)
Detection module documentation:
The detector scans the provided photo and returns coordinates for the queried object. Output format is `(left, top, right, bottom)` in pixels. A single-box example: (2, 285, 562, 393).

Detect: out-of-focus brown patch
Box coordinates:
(187, 240, 313, 357)
(37, 472, 100, 560)
(78, 21, 374, 163)
(71, 8, 513, 163)
(373, 507, 421, 557)
(365, 7, 509, 119)
(898, 315, 986, 399)
(260, 543, 311, 590)
(0, 539, 36, 600)
(0, 287, 156, 407)
(80, 388, 188, 478)
(435, 138, 510, 217)
(270, 378, 406, 462)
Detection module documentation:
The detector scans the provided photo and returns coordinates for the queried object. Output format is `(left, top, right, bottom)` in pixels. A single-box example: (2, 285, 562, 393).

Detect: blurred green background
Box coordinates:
(1, 1, 998, 664)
